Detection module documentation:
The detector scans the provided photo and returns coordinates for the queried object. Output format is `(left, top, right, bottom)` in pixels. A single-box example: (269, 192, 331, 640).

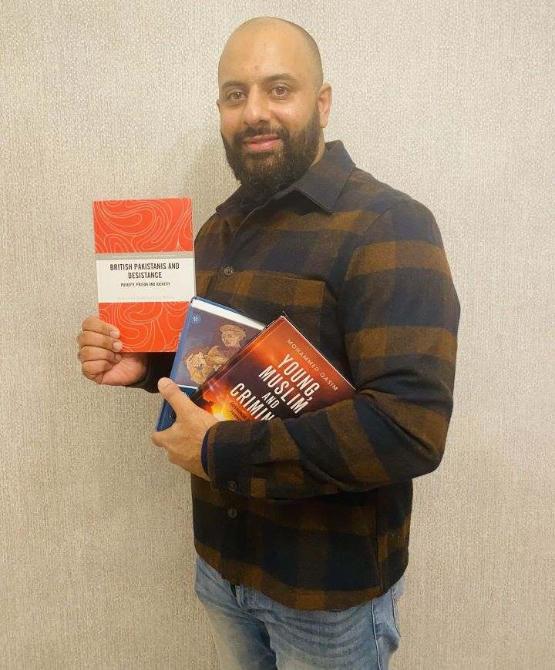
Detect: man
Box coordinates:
(204, 323, 248, 372)
(78, 17, 459, 669)
(184, 348, 213, 386)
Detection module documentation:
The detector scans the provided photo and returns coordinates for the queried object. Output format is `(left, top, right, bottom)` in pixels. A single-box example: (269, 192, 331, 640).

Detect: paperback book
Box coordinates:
(156, 297, 265, 431)
(190, 315, 355, 422)
(93, 197, 195, 352)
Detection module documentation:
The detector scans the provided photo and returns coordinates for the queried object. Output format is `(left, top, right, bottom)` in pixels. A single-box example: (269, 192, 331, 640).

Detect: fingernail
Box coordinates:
(113, 341, 122, 352)
(109, 329, 119, 338)
(158, 377, 171, 390)
(115, 354, 122, 362)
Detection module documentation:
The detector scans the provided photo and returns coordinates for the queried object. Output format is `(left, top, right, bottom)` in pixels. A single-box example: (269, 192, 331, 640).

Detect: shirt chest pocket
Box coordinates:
(208, 271, 331, 346)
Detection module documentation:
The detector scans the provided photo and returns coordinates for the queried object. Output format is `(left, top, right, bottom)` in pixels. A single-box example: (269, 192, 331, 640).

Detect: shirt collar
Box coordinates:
(216, 140, 355, 215)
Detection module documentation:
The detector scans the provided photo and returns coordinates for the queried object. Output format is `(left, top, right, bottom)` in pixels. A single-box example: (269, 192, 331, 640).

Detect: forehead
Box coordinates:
(218, 25, 315, 87)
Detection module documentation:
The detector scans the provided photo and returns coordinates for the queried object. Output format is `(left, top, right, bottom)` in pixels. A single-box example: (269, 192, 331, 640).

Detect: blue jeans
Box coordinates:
(194, 554, 404, 670)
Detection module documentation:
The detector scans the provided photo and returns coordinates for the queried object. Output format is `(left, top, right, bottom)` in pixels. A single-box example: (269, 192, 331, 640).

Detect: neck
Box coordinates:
(310, 135, 326, 167)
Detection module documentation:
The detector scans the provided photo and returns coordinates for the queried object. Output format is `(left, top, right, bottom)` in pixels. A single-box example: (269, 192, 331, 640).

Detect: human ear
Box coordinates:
(317, 83, 332, 128)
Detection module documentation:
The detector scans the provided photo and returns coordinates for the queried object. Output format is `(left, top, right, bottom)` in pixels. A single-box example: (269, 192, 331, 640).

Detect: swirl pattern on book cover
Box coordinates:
(94, 199, 193, 253)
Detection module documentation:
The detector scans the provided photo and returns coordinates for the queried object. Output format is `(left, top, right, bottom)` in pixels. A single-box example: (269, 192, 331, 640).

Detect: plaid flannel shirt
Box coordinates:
(139, 141, 460, 610)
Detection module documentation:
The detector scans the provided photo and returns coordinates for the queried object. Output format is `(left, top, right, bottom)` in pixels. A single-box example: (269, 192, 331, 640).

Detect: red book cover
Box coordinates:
(190, 316, 355, 421)
(93, 197, 194, 352)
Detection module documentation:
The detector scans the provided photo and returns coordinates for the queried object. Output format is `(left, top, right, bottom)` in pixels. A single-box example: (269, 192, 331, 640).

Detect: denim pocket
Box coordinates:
(390, 591, 400, 637)
(390, 575, 405, 637)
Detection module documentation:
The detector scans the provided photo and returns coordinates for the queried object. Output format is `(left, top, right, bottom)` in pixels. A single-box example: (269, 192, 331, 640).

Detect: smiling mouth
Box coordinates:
(243, 135, 282, 152)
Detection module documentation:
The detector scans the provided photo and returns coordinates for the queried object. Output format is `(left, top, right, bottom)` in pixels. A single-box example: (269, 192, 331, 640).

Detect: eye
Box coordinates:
(272, 85, 289, 98)
(225, 90, 245, 103)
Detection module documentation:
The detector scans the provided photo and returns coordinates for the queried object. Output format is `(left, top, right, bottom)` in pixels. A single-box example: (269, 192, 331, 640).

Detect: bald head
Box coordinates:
(218, 17, 323, 90)
(216, 16, 332, 199)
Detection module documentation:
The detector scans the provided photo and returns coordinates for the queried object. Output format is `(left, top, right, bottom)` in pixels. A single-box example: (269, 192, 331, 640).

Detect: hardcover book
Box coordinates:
(93, 197, 195, 352)
(156, 297, 265, 431)
(190, 315, 355, 422)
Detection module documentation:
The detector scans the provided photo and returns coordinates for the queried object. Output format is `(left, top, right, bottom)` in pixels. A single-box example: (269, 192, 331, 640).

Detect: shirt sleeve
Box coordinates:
(203, 200, 460, 499)
(126, 353, 174, 393)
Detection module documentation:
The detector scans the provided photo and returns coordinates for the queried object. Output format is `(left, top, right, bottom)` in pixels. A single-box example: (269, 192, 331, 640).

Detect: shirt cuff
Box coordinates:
(203, 420, 264, 495)
(126, 352, 174, 393)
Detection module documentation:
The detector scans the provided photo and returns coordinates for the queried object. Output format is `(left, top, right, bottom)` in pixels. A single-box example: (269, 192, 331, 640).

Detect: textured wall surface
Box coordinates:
(1, 1, 553, 668)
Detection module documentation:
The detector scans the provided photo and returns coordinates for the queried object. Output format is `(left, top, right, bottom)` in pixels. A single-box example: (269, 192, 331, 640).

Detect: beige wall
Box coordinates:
(1, 1, 553, 668)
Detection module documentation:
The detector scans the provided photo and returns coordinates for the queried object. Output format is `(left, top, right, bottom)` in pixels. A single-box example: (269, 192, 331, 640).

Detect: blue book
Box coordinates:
(155, 296, 265, 430)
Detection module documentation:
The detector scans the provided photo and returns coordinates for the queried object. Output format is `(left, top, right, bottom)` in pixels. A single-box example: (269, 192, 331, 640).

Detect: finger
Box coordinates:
(77, 331, 123, 353)
(79, 345, 122, 364)
(81, 316, 120, 338)
(157, 378, 192, 417)
(81, 359, 113, 379)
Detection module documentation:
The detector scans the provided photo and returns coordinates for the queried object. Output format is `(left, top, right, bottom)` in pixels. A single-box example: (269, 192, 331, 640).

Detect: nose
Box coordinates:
(242, 87, 271, 127)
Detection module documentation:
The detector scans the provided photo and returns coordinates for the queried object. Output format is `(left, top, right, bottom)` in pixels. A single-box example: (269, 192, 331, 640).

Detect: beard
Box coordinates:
(221, 106, 322, 202)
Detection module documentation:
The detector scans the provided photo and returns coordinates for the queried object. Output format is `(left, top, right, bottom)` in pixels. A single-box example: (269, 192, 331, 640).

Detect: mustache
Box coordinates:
(233, 125, 289, 143)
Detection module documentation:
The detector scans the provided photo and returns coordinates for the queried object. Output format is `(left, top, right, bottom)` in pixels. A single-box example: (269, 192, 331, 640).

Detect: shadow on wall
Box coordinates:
(149, 129, 236, 230)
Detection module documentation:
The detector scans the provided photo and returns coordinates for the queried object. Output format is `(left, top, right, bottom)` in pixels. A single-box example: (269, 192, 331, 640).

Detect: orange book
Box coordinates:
(190, 315, 355, 421)
(93, 197, 194, 352)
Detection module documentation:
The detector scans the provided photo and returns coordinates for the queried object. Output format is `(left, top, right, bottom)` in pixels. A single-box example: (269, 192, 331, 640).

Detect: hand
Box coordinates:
(151, 378, 219, 480)
(77, 315, 147, 386)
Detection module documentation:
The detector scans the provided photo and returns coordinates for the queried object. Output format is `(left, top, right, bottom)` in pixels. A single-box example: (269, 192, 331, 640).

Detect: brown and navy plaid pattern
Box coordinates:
(139, 141, 460, 610)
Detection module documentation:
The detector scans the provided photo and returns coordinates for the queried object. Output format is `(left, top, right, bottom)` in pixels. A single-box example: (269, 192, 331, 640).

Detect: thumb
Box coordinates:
(158, 377, 193, 418)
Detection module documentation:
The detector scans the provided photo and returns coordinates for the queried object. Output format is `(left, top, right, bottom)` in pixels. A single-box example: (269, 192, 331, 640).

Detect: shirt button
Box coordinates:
(223, 265, 234, 276)
(228, 480, 238, 492)
(227, 508, 238, 519)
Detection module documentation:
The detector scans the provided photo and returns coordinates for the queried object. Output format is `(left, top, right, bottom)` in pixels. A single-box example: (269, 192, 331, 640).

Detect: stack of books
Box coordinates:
(156, 296, 354, 430)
